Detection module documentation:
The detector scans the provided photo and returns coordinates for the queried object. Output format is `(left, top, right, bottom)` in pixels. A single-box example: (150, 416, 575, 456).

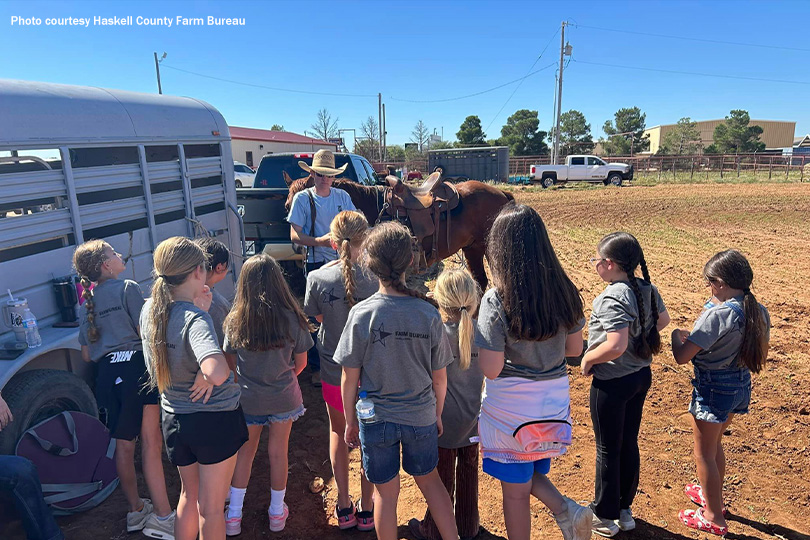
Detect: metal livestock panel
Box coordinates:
(428, 147, 509, 182)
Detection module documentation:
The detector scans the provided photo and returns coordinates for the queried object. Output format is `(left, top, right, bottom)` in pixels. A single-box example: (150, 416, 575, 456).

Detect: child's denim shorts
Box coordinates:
(243, 404, 306, 426)
(690, 367, 751, 424)
(358, 420, 439, 484)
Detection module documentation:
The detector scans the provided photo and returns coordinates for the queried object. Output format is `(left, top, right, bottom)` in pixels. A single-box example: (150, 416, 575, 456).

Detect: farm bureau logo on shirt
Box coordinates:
(370, 323, 428, 347)
(97, 305, 123, 317)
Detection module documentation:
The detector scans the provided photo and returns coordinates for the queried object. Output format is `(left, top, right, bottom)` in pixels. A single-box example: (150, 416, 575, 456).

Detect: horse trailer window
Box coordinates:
(184, 144, 220, 159)
(145, 145, 180, 162)
(68, 147, 139, 168)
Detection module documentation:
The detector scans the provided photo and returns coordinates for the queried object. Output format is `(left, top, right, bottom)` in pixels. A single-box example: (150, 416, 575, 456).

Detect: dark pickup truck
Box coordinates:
(236, 152, 379, 274)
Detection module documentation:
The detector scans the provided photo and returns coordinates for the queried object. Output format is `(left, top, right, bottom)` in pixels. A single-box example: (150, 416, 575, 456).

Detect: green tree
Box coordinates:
(601, 107, 649, 155)
(456, 115, 487, 146)
(270, 124, 285, 131)
(429, 140, 454, 150)
(385, 145, 405, 161)
(500, 109, 548, 156)
(705, 110, 765, 154)
(658, 117, 703, 155)
(556, 110, 593, 157)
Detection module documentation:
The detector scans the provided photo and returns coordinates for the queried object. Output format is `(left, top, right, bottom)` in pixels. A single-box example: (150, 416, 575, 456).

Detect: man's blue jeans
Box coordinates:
(0, 456, 63, 540)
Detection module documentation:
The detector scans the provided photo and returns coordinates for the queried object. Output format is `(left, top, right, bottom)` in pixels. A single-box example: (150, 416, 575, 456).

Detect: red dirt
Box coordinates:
(3, 183, 809, 539)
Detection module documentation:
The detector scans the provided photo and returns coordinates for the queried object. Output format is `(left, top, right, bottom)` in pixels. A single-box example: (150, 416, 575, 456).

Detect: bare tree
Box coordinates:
(310, 108, 339, 141)
(410, 120, 430, 153)
(356, 116, 380, 161)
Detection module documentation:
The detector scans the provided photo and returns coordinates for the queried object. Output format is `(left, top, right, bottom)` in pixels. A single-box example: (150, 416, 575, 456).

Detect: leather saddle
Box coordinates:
(384, 171, 460, 271)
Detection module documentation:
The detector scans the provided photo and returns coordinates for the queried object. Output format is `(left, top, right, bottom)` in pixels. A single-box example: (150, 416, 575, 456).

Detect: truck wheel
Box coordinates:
(608, 173, 623, 186)
(541, 175, 555, 188)
(0, 370, 97, 455)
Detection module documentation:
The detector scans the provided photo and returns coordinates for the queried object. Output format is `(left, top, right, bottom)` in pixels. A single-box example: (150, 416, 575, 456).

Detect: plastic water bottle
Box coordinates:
(22, 308, 42, 348)
(355, 391, 376, 423)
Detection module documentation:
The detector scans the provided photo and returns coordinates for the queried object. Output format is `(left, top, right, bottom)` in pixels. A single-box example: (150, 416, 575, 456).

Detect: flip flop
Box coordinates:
(679, 508, 728, 536)
(685, 483, 729, 516)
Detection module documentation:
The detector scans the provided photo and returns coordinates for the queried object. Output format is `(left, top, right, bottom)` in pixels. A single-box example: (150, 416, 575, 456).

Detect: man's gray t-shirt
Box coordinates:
(223, 309, 313, 416)
(334, 293, 453, 426)
(688, 296, 770, 370)
(140, 300, 240, 414)
(587, 281, 667, 380)
(303, 262, 379, 386)
(79, 279, 144, 361)
(438, 322, 483, 449)
(208, 287, 232, 347)
(286, 187, 356, 263)
(475, 289, 585, 382)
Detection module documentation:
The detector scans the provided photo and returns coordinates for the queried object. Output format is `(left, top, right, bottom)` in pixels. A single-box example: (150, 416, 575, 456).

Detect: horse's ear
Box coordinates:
(385, 176, 404, 193)
(282, 170, 294, 187)
(304, 175, 314, 188)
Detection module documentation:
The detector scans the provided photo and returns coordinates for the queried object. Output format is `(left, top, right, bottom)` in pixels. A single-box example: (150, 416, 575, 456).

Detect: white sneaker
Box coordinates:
(126, 498, 153, 532)
(617, 508, 636, 531)
(143, 510, 176, 539)
(590, 504, 620, 537)
(554, 496, 594, 540)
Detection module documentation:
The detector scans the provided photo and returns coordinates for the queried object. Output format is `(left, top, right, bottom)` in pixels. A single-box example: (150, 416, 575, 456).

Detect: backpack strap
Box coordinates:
(26, 411, 79, 457)
(42, 481, 103, 504)
(724, 300, 745, 320)
(305, 188, 317, 271)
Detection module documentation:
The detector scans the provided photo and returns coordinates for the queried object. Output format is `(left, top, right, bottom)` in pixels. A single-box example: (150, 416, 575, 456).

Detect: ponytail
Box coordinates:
(339, 238, 358, 307)
(329, 211, 369, 307)
(388, 270, 439, 308)
(146, 276, 174, 392)
(639, 258, 662, 355)
(739, 289, 768, 373)
(433, 267, 481, 371)
(458, 306, 474, 370)
(73, 239, 110, 344)
(80, 276, 100, 343)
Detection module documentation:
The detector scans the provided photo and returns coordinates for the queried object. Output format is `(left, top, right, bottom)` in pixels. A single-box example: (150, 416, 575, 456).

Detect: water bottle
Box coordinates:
(22, 308, 42, 348)
(355, 391, 376, 423)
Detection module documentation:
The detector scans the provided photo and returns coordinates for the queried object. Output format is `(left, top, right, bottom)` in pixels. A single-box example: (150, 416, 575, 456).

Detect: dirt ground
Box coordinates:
(4, 182, 810, 540)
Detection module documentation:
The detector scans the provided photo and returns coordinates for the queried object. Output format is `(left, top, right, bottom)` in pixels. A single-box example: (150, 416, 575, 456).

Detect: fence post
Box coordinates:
(673, 157, 676, 180)
(690, 157, 695, 181)
(737, 156, 740, 178)
(802, 156, 806, 182)
(658, 157, 662, 181)
(754, 155, 758, 176)
(720, 156, 724, 179)
(769, 156, 773, 179)
(786, 156, 790, 180)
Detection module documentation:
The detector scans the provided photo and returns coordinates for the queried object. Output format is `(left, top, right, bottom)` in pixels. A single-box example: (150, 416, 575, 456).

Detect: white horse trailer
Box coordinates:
(0, 79, 243, 453)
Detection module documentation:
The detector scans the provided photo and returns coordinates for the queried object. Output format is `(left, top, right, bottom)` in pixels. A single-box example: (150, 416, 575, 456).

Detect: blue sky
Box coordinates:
(3, 0, 809, 147)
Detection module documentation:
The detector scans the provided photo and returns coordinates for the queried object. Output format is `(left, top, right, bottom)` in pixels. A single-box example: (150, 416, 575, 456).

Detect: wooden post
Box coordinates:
(754, 155, 758, 176)
(769, 156, 773, 179)
(706, 157, 709, 180)
(737, 156, 740, 177)
(690, 156, 695, 181)
(673, 157, 676, 180)
(786, 156, 790, 180)
(720, 156, 724, 179)
(658, 157, 662, 181)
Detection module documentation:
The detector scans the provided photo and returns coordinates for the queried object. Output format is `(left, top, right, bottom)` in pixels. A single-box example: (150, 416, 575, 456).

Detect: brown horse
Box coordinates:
(285, 175, 514, 288)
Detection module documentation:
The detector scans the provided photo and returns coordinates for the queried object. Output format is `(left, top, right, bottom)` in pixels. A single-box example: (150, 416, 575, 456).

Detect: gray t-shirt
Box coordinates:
(303, 262, 379, 386)
(688, 296, 770, 371)
(79, 279, 144, 361)
(286, 187, 356, 263)
(438, 322, 483, 449)
(140, 299, 241, 414)
(223, 309, 313, 416)
(208, 287, 232, 347)
(334, 293, 454, 426)
(475, 289, 585, 382)
(587, 281, 667, 380)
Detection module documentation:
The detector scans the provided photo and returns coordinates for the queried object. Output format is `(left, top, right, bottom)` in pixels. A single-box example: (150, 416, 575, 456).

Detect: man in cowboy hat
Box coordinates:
(287, 149, 356, 386)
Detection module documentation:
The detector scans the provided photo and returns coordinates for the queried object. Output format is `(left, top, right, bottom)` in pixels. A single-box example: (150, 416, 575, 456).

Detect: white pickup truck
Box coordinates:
(530, 155, 634, 188)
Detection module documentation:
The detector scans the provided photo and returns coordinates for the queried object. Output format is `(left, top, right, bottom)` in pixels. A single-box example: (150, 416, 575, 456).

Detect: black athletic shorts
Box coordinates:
(96, 350, 159, 441)
(161, 406, 248, 466)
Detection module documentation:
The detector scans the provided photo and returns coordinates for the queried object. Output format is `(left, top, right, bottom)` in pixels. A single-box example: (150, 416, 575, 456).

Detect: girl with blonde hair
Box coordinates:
(410, 267, 483, 540)
(73, 240, 173, 538)
(223, 254, 313, 535)
(141, 236, 247, 540)
(304, 211, 378, 531)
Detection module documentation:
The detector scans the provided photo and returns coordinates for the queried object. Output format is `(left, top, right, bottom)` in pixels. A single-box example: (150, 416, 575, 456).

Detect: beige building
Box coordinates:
(229, 126, 338, 168)
(644, 119, 795, 154)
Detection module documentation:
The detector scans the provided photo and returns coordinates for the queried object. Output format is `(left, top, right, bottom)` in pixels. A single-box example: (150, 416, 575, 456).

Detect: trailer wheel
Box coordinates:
(541, 175, 555, 188)
(0, 369, 97, 455)
(608, 173, 623, 186)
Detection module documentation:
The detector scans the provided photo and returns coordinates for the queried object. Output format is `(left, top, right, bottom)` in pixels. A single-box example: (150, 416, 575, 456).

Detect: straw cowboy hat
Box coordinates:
(298, 149, 348, 177)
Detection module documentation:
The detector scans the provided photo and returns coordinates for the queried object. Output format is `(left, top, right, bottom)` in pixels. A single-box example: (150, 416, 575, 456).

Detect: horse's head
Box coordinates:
(284, 174, 314, 212)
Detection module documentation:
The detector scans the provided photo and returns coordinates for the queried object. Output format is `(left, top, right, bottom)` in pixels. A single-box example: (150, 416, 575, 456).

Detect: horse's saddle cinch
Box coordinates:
(384, 172, 460, 271)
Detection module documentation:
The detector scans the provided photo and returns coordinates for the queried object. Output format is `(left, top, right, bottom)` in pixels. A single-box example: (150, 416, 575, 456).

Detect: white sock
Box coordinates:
(227, 487, 247, 519)
(269, 488, 286, 515)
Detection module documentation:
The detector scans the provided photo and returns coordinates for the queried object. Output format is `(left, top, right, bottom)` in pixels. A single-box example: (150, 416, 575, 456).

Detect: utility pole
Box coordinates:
(378, 93, 383, 163)
(552, 22, 571, 165)
(382, 103, 387, 161)
(154, 52, 166, 94)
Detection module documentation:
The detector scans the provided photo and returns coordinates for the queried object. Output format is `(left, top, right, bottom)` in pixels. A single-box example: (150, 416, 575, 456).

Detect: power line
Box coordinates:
(572, 23, 810, 53)
(390, 62, 556, 104)
(161, 64, 378, 98)
(572, 58, 810, 86)
(484, 28, 561, 133)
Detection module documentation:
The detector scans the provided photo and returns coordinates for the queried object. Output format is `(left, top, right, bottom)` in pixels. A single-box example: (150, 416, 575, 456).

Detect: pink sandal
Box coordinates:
(335, 502, 358, 530)
(679, 508, 728, 536)
(685, 483, 729, 516)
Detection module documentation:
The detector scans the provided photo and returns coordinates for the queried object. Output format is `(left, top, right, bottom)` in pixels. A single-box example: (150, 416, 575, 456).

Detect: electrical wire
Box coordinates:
(572, 23, 810, 53)
(571, 58, 810, 86)
(484, 28, 561, 133)
(390, 62, 556, 103)
(161, 64, 378, 98)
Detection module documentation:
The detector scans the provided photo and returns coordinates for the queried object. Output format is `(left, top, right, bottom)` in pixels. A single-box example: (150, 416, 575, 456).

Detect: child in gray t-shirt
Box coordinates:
(303, 210, 377, 527)
(221, 254, 313, 532)
(335, 222, 459, 540)
(73, 240, 174, 529)
(194, 236, 232, 347)
(670, 249, 770, 536)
